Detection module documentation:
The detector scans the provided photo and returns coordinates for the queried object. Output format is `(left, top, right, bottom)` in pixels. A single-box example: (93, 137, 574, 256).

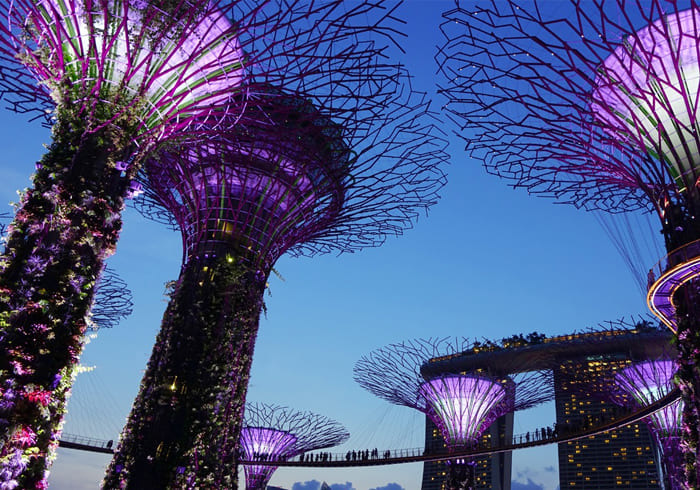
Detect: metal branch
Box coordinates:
(132, 68, 448, 265)
(91, 266, 133, 330)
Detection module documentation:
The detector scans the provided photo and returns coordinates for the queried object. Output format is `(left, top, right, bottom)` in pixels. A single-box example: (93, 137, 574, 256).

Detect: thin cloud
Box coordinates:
(292, 481, 356, 490)
(369, 484, 405, 490)
(329, 482, 355, 490)
(512, 478, 545, 490)
(292, 481, 321, 490)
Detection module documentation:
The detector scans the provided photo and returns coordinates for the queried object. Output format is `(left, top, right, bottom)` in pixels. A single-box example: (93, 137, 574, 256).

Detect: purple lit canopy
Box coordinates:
(135, 85, 448, 268)
(419, 375, 514, 446)
(240, 404, 349, 490)
(615, 359, 683, 489)
(591, 8, 700, 194)
(138, 89, 350, 269)
(240, 427, 297, 490)
(616, 360, 681, 437)
(1, 0, 249, 138)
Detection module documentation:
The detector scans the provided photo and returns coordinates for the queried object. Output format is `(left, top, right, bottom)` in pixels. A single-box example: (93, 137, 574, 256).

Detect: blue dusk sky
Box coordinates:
(0, 1, 663, 490)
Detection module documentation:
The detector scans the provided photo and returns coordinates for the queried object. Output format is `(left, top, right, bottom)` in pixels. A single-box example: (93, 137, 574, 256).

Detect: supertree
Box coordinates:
(239, 403, 349, 490)
(438, 0, 700, 483)
(103, 7, 448, 488)
(0, 0, 263, 485)
(354, 338, 553, 490)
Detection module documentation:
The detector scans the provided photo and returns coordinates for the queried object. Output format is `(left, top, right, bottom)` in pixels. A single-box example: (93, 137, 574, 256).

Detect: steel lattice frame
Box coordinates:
(135, 86, 448, 266)
(554, 327, 681, 488)
(91, 266, 133, 330)
(103, 4, 448, 488)
(0, 0, 407, 487)
(354, 338, 552, 490)
(240, 403, 349, 490)
(438, 0, 700, 484)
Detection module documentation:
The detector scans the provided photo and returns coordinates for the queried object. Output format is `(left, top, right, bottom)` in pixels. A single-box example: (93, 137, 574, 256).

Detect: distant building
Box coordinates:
(420, 326, 671, 489)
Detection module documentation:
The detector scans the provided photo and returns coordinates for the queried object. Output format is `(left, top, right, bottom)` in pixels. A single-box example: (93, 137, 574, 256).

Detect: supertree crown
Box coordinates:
(1, 0, 409, 143)
(591, 7, 700, 194)
(135, 84, 448, 267)
(437, 0, 700, 215)
(240, 403, 349, 490)
(616, 359, 681, 437)
(354, 338, 552, 450)
(0, 0, 251, 139)
(418, 374, 514, 446)
(138, 88, 351, 268)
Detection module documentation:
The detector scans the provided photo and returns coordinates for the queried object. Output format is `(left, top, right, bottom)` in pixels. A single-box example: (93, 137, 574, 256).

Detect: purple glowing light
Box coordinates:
(12, 0, 245, 131)
(186, 153, 317, 214)
(240, 427, 298, 460)
(144, 96, 350, 267)
(616, 360, 681, 436)
(419, 375, 511, 446)
(239, 404, 349, 490)
(240, 427, 297, 487)
(591, 8, 700, 191)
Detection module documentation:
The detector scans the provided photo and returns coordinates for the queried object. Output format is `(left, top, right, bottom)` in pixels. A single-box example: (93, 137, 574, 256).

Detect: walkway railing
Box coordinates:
(59, 433, 115, 454)
(58, 388, 680, 466)
(240, 387, 681, 467)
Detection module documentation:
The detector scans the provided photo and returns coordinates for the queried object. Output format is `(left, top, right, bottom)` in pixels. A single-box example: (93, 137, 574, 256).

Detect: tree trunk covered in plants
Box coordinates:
(0, 117, 133, 489)
(673, 287, 700, 489)
(103, 254, 267, 489)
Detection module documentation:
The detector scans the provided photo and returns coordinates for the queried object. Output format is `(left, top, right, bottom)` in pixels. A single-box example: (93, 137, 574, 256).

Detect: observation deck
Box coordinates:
(647, 238, 700, 331)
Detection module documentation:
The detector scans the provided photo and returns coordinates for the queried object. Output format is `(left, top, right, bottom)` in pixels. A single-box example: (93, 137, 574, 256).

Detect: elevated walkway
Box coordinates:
(59, 389, 680, 467)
